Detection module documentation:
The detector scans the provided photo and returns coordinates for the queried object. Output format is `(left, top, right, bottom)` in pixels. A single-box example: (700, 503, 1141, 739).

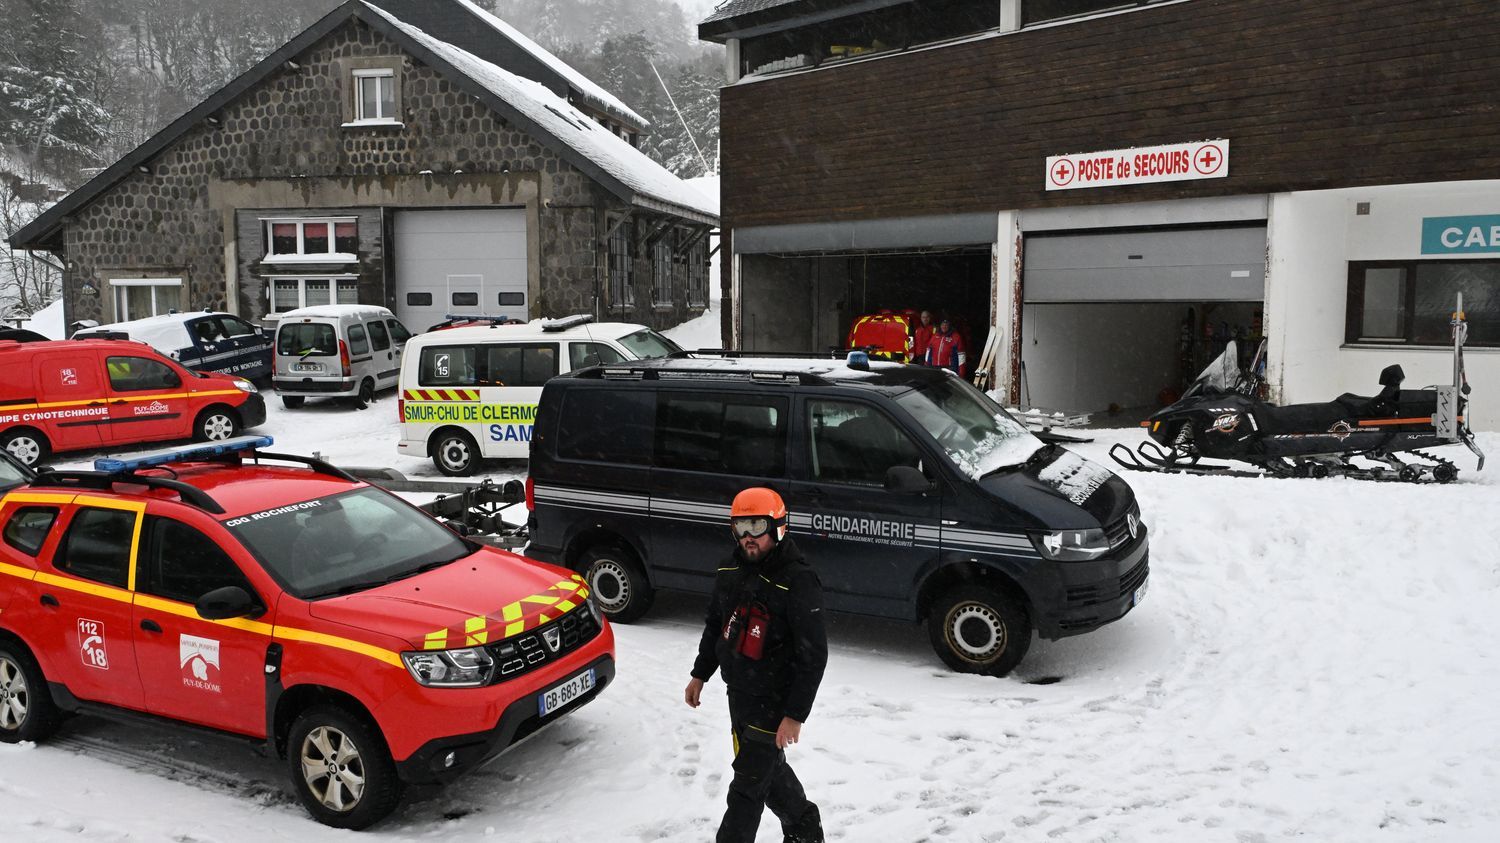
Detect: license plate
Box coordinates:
(539, 668, 595, 716)
(1133, 578, 1149, 607)
(292, 362, 322, 373)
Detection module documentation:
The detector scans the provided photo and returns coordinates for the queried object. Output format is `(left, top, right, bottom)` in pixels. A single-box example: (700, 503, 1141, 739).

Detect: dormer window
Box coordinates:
(351, 68, 397, 124)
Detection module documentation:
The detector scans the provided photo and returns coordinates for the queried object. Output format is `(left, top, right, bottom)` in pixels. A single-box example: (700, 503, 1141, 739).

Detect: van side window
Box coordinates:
(568, 342, 626, 371)
(106, 356, 181, 391)
(419, 346, 477, 386)
(387, 319, 412, 344)
(657, 393, 788, 477)
(368, 320, 392, 352)
(139, 517, 256, 606)
(557, 388, 653, 464)
(57, 507, 136, 588)
(218, 316, 260, 338)
(4, 506, 58, 557)
(347, 324, 369, 356)
(484, 344, 557, 387)
(807, 400, 922, 486)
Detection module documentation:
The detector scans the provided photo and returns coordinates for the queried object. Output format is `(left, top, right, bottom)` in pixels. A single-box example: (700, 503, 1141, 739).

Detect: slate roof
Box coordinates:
(12, 0, 714, 250)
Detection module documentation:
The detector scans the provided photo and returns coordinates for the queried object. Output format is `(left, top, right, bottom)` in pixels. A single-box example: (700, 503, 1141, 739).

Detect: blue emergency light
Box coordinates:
(846, 350, 871, 371)
(94, 435, 275, 473)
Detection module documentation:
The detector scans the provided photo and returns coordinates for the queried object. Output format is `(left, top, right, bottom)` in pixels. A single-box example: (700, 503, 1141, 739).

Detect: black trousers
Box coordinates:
(717, 691, 819, 843)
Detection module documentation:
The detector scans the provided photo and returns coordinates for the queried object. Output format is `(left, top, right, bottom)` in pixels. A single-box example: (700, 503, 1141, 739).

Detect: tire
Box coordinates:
(0, 641, 63, 744)
(580, 545, 654, 623)
(287, 705, 402, 830)
(0, 428, 50, 468)
(280, 394, 305, 410)
(353, 379, 376, 410)
(194, 406, 240, 442)
(431, 429, 479, 477)
(927, 584, 1032, 677)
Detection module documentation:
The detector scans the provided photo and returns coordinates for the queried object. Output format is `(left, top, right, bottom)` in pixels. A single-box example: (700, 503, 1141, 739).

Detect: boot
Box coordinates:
(784, 804, 823, 843)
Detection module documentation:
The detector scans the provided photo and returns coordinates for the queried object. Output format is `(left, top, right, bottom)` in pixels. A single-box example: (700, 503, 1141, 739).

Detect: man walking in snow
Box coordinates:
(684, 487, 828, 843)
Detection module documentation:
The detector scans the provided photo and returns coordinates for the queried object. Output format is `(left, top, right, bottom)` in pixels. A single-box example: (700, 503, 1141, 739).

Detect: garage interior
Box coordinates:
(739, 247, 993, 355)
(1019, 224, 1266, 418)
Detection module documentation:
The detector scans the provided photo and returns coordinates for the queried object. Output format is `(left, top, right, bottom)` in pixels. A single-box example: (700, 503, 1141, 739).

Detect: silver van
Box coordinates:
(272, 305, 412, 409)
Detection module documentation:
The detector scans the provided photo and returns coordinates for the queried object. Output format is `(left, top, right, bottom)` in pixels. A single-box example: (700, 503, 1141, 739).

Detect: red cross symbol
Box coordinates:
(1050, 158, 1075, 186)
(1193, 144, 1225, 175)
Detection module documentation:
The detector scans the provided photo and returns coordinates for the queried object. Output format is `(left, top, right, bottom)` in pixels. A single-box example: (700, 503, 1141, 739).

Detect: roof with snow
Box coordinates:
(11, 0, 715, 251)
(699, 0, 909, 42)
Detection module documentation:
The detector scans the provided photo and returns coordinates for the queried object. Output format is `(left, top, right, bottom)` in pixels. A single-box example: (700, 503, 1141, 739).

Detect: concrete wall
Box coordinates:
(1268, 180, 1500, 430)
(1021, 302, 1185, 414)
(738, 254, 847, 352)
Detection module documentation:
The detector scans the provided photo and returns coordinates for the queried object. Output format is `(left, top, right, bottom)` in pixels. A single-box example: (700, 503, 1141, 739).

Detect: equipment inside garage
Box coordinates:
(1020, 224, 1266, 417)
(739, 247, 991, 354)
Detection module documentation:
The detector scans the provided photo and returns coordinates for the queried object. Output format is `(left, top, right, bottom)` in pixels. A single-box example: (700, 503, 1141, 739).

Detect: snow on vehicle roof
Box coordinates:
(449, 0, 647, 128)
(366, 4, 718, 220)
(633, 355, 925, 383)
(275, 304, 395, 320)
(75, 312, 209, 351)
(412, 320, 647, 343)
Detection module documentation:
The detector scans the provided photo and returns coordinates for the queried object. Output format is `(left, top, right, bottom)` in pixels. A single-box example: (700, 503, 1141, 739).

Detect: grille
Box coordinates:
(1103, 504, 1142, 551)
(485, 606, 602, 684)
(1065, 556, 1150, 610)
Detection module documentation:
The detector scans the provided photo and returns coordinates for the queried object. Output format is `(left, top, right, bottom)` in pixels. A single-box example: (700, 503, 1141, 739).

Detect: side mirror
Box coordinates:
(196, 585, 261, 620)
(884, 465, 935, 494)
(1378, 364, 1405, 388)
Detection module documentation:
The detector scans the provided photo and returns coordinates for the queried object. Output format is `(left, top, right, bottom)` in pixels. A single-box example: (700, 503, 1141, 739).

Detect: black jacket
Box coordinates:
(690, 538, 828, 722)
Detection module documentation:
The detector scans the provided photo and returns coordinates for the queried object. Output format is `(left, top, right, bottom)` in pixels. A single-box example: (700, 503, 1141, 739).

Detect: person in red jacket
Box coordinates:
(924, 317, 968, 379)
(910, 310, 935, 364)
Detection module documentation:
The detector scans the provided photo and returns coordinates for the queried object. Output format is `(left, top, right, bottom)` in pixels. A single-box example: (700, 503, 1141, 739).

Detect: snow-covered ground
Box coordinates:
(8, 391, 1500, 841)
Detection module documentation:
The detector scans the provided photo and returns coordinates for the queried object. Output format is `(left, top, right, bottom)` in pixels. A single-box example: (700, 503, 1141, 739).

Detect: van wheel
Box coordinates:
(580, 545, 654, 623)
(0, 428, 49, 468)
(0, 641, 63, 744)
(353, 379, 376, 410)
(281, 395, 305, 410)
(432, 430, 479, 476)
(928, 585, 1031, 677)
(194, 407, 240, 442)
(288, 705, 402, 830)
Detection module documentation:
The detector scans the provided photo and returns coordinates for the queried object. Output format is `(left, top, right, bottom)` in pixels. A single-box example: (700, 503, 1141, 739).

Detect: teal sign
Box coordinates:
(1422, 215, 1500, 254)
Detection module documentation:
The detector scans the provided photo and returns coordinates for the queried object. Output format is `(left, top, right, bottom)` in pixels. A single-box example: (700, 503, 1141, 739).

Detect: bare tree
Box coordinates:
(0, 179, 61, 320)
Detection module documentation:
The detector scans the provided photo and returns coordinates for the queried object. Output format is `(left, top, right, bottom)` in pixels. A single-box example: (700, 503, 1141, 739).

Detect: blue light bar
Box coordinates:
(94, 435, 274, 473)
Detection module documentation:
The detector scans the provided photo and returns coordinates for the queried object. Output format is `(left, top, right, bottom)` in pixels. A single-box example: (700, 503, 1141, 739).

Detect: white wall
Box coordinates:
(1268, 179, 1500, 430)
(1020, 302, 1184, 413)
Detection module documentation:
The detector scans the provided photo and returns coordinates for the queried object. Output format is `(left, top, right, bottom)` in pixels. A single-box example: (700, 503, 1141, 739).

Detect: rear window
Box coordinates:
(556, 388, 653, 464)
(277, 322, 337, 356)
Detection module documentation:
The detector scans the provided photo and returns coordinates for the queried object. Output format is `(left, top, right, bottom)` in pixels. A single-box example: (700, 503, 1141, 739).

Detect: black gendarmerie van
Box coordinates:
(525, 354, 1149, 676)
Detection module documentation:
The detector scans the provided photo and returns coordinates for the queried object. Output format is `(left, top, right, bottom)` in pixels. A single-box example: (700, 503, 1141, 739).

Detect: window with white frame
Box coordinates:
(687, 237, 709, 308)
(264, 218, 358, 263)
(268, 277, 360, 314)
(110, 278, 182, 320)
(608, 216, 635, 309)
(651, 235, 674, 306)
(353, 68, 397, 123)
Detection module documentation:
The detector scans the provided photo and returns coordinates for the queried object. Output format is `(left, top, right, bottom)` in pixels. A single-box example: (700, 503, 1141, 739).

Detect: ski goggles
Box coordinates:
(731, 517, 772, 539)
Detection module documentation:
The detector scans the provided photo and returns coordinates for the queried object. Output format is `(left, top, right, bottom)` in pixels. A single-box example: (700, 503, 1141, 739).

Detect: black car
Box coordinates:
(524, 353, 1149, 677)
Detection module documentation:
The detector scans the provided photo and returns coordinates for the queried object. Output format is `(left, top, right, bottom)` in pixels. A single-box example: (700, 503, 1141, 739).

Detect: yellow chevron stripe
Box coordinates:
(273, 626, 403, 668)
(3, 492, 76, 505)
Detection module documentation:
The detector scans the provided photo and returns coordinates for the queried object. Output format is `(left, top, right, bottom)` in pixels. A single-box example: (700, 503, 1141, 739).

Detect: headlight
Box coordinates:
(233, 378, 258, 394)
(401, 647, 495, 687)
(1030, 528, 1110, 561)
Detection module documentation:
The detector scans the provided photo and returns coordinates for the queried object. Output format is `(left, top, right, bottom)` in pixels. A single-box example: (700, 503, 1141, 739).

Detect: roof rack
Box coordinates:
(77, 330, 132, 341)
(668, 348, 846, 360)
(542, 314, 595, 332)
(30, 470, 227, 514)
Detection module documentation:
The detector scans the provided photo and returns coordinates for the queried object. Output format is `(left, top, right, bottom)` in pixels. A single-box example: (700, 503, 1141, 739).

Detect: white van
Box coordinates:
(273, 305, 413, 409)
(397, 315, 681, 474)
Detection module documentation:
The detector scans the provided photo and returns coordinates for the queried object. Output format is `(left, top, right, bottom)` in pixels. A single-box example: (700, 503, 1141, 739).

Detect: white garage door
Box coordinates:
(1023, 225, 1266, 302)
(395, 209, 527, 332)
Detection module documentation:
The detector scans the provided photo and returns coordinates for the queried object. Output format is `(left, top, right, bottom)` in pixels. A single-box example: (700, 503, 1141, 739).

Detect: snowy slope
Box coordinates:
(10, 402, 1500, 840)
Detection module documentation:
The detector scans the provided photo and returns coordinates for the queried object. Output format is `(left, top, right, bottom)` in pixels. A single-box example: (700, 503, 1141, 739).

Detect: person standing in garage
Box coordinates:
(684, 487, 828, 843)
(924, 317, 968, 379)
(911, 310, 935, 364)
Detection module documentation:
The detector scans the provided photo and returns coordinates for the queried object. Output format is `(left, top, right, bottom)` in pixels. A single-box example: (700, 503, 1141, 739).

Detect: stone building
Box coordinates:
(11, 0, 718, 334)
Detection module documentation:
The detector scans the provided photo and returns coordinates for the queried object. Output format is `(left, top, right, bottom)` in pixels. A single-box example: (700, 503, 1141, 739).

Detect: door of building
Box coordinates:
(394, 209, 528, 332)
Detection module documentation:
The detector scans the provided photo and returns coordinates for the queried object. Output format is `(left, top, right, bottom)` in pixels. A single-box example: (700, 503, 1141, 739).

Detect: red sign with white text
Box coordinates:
(1046, 139, 1229, 191)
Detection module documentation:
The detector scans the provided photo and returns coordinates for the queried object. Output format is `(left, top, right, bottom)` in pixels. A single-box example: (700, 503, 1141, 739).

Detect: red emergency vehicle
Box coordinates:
(0, 336, 266, 467)
(0, 436, 614, 829)
(847, 310, 918, 361)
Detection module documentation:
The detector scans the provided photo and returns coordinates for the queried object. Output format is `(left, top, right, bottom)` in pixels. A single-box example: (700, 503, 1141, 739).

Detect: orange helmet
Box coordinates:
(730, 487, 788, 542)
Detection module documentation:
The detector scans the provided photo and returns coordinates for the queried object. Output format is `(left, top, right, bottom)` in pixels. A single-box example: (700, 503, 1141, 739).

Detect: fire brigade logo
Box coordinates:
(60, 368, 78, 386)
(1327, 420, 1355, 442)
(134, 400, 170, 416)
(180, 634, 222, 693)
(542, 627, 561, 653)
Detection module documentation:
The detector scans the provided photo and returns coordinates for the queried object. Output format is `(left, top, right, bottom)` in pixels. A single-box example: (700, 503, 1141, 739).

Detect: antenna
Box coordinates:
(648, 58, 713, 176)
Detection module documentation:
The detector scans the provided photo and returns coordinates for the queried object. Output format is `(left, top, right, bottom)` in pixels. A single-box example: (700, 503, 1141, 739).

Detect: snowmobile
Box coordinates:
(1112, 295, 1485, 484)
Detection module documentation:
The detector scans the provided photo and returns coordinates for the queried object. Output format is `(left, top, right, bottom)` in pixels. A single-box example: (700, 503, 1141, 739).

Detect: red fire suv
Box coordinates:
(0, 436, 613, 829)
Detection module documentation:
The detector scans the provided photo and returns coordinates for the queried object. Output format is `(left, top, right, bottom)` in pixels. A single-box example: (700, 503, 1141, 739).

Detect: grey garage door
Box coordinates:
(1023, 225, 1266, 302)
(394, 209, 527, 332)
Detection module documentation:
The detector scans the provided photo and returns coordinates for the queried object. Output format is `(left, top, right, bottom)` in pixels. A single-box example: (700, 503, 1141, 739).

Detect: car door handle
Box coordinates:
(40, 593, 59, 608)
(140, 619, 162, 634)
